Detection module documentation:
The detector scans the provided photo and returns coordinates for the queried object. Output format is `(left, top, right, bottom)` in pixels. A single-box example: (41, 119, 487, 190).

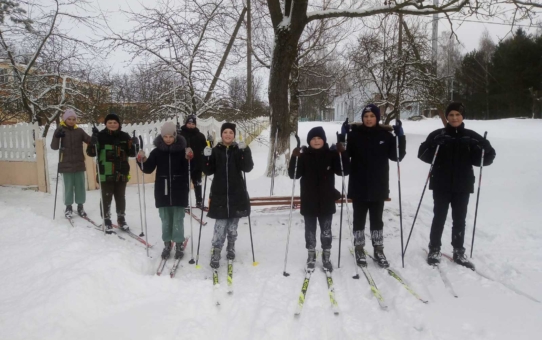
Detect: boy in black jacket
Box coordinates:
(418, 102, 496, 269)
(179, 115, 207, 208)
(288, 127, 350, 272)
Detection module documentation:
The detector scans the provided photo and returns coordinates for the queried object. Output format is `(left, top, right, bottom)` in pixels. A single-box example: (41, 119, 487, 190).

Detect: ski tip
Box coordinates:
(189, 259, 195, 264)
(283, 272, 290, 277)
(195, 265, 201, 269)
(253, 262, 259, 267)
(352, 274, 360, 279)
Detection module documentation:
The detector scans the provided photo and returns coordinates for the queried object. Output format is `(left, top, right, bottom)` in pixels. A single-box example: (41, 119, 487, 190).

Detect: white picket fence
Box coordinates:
(0, 122, 41, 161)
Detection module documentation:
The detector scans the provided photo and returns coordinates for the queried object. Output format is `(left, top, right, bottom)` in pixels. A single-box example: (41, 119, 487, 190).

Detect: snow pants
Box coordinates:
(304, 214, 333, 250)
(100, 181, 127, 219)
(158, 206, 185, 243)
(352, 200, 384, 247)
(62, 171, 86, 206)
(211, 218, 239, 250)
(429, 190, 470, 249)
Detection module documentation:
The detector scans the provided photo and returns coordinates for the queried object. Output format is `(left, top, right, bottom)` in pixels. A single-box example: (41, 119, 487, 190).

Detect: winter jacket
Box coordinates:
(418, 123, 496, 193)
(202, 142, 254, 219)
(179, 125, 207, 173)
(346, 124, 406, 201)
(50, 122, 92, 173)
(139, 136, 189, 208)
(86, 128, 136, 183)
(288, 144, 350, 217)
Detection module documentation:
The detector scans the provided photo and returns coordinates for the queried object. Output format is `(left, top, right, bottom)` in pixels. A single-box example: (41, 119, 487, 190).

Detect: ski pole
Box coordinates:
(283, 133, 300, 277)
(239, 135, 258, 266)
(92, 124, 107, 236)
(53, 136, 63, 219)
(139, 135, 150, 257)
(336, 132, 345, 269)
(470, 131, 488, 258)
(395, 120, 405, 268)
(188, 148, 195, 264)
(195, 141, 212, 269)
(339, 150, 359, 279)
(133, 131, 145, 238)
(403, 134, 444, 259)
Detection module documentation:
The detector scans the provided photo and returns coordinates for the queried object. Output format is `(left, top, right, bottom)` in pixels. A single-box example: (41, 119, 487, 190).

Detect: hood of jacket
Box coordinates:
(181, 125, 201, 136)
(153, 135, 187, 152)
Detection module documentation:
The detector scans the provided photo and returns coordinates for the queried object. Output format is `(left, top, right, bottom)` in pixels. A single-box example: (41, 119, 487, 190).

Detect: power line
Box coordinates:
(448, 18, 539, 28)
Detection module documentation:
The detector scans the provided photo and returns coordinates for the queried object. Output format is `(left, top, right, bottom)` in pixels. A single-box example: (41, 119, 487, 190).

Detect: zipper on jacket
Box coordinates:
(169, 151, 172, 205)
(226, 146, 230, 218)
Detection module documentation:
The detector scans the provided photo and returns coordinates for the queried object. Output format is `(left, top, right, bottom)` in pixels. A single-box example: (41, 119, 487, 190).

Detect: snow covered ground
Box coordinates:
(1, 119, 541, 340)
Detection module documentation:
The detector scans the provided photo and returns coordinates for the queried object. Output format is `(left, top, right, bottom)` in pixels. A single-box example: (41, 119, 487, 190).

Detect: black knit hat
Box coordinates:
(221, 122, 236, 136)
(445, 102, 465, 118)
(362, 104, 381, 123)
(185, 114, 197, 125)
(104, 113, 121, 127)
(307, 126, 327, 144)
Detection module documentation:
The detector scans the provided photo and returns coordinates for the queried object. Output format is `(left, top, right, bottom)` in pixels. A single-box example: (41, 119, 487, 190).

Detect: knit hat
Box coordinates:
(307, 126, 327, 144)
(221, 122, 236, 136)
(62, 109, 77, 121)
(161, 121, 177, 137)
(445, 102, 465, 118)
(362, 104, 381, 123)
(104, 113, 121, 127)
(185, 114, 197, 125)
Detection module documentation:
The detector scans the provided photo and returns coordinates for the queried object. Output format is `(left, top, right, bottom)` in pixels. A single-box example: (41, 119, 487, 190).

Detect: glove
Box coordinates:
(185, 147, 194, 160)
(291, 147, 301, 157)
(136, 150, 146, 163)
(54, 129, 65, 138)
(92, 126, 99, 135)
(203, 146, 212, 157)
(341, 118, 350, 135)
(336, 142, 346, 153)
(393, 120, 404, 137)
(131, 136, 140, 149)
(433, 134, 452, 146)
(90, 134, 98, 146)
(238, 141, 246, 150)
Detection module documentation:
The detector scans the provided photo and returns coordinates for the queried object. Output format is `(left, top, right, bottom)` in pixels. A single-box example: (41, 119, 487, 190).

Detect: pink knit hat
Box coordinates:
(62, 109, 77, 121)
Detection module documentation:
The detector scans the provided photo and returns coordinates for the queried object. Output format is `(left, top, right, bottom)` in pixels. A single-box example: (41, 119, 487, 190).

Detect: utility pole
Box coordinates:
(432, 0, 438, 71)
(246, 0, 253, 110)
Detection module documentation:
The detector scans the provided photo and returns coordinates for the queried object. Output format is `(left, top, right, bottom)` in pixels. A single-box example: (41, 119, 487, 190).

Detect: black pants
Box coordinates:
(304, 214, 333, 250)
(352, 200, 385, 247)
(100, 181, 127, 220)
(429, 190, 470, 249)
(191, 169, 202, 203)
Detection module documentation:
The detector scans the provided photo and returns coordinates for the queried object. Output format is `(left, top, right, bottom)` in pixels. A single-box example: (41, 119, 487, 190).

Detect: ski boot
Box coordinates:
(226, 242, 235, 260)
(453, 247, 475, 270)
(306, 249, 316, 272)
(373, 245, 389, 268)
(322, 249, 333, 272)
(77, 204, 87, 218)
(65, 205, 73, 218)
(104, 218, 113, 230)
(210, 247, 221, 269)
(117, 215, 129, 231)
(161, 242, 172, 259)
(355, 245, 367, 267)
(427, 246, 441, 266)
(174, 242, 184, 260)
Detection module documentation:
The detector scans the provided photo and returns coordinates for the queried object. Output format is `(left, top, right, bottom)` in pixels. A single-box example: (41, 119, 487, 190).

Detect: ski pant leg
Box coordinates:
(318, 214, 333, 250)
(211, 219, 229, 250)
(159, 207, 174, 242)
(429, 190, 452, 248)
(63, 172, 75, 206)
(113, 181, 127, 217)
(368, 201, 385, 246)
(100, 181, 115, 219)
(225, 218, 239, 246)
(352, 200, 369, 247)
(172, 206, 186, 244)
(304, 215, 318, 249)
(73, 171, 86, 205)
(191, 170, 203, 203)
(450, 192, 470, 249)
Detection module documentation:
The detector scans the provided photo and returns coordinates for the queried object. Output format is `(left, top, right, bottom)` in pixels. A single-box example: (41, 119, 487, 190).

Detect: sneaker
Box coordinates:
(306, 249, 316, 271)
(104, 218, 113, 230)
(355, 245, 367, 267)
(226, 242, 235, 260)
(322, 249, 333, 272)
(453, 247, 475, 270)
(65, 205, 73, 218)
(117, 215, 129, 231)
(373, 246, 389, 268)
(77, 204, 87, 218)
(174, 242, 184, 260)
(161, 242, 172, 259)
(427, 246, 441, 266)
(210, 248, 221, 268)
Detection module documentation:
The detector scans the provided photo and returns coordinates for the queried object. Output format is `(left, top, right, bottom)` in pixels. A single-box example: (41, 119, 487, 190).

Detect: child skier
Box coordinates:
(137, 122, 190, 259)
(418, 102, 496, 269)
(202, 123, 254, 269)
(342, 104, 406, 268)
(86, 113, 138, 230)
(50, 109, 93, 218)
(179, 114, 207, 208)
(288, 126, 349, 272)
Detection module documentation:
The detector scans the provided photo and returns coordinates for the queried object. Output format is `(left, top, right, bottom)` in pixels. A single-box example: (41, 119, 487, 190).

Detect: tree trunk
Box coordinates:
(289, 61, 299, 134)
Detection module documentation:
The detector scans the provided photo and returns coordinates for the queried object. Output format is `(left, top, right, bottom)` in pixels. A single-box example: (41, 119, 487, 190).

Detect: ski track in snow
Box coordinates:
(1, 119, 541, 339)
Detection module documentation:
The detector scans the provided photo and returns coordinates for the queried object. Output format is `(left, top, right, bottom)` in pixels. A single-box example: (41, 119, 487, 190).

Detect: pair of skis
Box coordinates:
(156, 237, 190, 278)
(213, 259, 234, 306)
(295, 267, 339, 316)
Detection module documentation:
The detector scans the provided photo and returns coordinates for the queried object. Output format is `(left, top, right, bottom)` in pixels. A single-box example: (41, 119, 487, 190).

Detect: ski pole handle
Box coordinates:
(295, 134, 300, 149)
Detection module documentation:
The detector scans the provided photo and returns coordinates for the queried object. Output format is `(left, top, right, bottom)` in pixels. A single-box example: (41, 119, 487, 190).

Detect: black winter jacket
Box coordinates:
(202, 142, 254, 219)
(86, 128, 136, 182)
(180, 126, 207, 173)
(347, 124, 406, 201)
(418, 123, 496, 193)
(288, 144, 350, 217)
(139, 136, 189, 208)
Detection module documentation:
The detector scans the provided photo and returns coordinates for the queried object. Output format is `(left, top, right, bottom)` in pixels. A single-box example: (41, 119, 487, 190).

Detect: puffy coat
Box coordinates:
(139, 136, 189, 208)
(202, 142, 254, 219)
(86, 128, 136, 182)
(179, 125, 207, 173)
(347, 124, 406, 201)
(50, 122, 91, 173)
(418, 123, 496, 193)
(288, 144, 350, 217)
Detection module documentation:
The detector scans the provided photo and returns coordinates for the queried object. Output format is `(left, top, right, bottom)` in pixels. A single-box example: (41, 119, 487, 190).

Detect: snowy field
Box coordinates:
(1, 119, 541, 340)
